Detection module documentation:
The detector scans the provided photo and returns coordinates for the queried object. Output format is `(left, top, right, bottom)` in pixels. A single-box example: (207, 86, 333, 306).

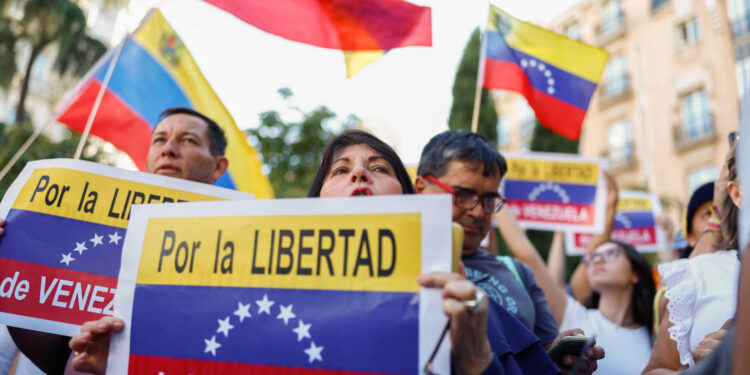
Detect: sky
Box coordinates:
(121, 0, 582, 165)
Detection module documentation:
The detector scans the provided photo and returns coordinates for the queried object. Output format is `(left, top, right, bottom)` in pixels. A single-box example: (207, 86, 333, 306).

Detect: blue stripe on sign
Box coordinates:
(0, 209, 123, 278)
(503, 179, 597, 205)
(214, 171, 236, 190)
(615, 211, 656, 229)
(485, 30, 598, 110)
(130, 285, 419, 375)
(94, 38, 193, 127)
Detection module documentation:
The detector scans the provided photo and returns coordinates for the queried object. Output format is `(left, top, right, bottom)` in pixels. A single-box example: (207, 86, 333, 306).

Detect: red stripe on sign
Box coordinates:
(128, 354, 384, 375)
(0, 258, 117, 325)
(507, 200, 595, 225)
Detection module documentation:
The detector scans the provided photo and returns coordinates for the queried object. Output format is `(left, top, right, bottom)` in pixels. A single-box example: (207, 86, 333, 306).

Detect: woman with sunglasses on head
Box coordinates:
(499, 171, 656, 374)
(643, 139, 742, 374)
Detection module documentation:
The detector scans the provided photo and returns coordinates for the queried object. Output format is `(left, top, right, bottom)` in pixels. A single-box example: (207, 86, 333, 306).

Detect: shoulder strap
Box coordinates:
(496, 255, 524, 287)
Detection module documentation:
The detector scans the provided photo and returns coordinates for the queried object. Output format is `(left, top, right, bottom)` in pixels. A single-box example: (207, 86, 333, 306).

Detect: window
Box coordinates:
(517, 100, 536, 151)
(608, 120, 632, 164)
(652, 0, 669, 11)
(687, 166, 718, 194)
(601, 0, 624, 33)
(680, 90, 713, 140)
(497, 116, 512, 147)
(602, 56, 628, 97)
(727, 0, 750, 38)
(677, 18, 700, 48)
(564, 22, 581, 40)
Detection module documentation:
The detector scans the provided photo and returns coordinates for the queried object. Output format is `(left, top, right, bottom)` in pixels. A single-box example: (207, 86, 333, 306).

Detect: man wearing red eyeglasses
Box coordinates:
(416, 130, 604, 374)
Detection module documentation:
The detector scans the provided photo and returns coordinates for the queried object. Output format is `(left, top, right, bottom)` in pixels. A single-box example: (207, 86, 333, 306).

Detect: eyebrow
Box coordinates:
(152, 130, 203, 141)
(331, 155, 388, 165)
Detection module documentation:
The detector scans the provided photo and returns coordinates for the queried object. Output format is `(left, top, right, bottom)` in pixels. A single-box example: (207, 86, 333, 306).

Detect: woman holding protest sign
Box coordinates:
(498, 172, 656, 374)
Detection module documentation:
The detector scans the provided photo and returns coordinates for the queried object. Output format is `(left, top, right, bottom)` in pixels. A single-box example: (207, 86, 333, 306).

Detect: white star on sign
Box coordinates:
(277, 304, 296, 325)
(216, 316, 234, 337)
(293, 320, 312, 342)
(90, 233, 103, 247)
(304, 341, 323, 363)
(256, 294, 274, 315)
(60, 252, 74, 266)
(204, 335, 221, 356)
(108, 232, 122, 245)
(234, 302, 251, 322)
(73, 242, 87, 255)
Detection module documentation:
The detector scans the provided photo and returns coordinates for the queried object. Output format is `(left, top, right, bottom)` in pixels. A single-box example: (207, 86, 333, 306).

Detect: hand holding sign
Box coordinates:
(70, 316, 124, 375)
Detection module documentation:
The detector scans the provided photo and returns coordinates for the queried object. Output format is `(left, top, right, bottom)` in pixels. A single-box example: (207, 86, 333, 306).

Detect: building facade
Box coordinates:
(495, 0, 741, 220)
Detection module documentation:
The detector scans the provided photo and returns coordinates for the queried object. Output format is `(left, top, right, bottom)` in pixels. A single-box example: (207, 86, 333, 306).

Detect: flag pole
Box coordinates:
(0, 121, 51, 183)
(470, 4, 489, 134)
(73, 38, 126, 160)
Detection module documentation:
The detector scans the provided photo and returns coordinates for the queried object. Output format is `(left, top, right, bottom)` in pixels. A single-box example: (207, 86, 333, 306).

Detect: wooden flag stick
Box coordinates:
(73, 38, 126, 160)
(470, 4, 490, 134)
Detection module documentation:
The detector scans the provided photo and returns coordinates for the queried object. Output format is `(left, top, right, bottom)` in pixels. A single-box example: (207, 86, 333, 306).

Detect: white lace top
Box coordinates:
(658, 250, 740, 368)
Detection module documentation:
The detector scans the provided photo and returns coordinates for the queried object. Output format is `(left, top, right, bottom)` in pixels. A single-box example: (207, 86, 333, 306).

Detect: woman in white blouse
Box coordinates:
(643, 141, 742, 373)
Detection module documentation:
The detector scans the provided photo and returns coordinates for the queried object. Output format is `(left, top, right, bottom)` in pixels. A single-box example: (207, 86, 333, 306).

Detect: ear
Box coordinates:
(415, 176, 428, 194)
(211, 156, 229, 184)
(727, 180, 742, 208)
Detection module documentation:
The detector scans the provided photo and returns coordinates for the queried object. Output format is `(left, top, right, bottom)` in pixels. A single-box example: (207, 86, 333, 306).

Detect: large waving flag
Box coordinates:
(201, 0, 432, 77)
(56, 9, 274, 198)
(483, 6, 608, 140)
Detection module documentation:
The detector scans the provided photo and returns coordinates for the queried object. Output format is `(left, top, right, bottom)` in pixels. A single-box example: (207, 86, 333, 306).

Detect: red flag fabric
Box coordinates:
(201, 0, 432, 50)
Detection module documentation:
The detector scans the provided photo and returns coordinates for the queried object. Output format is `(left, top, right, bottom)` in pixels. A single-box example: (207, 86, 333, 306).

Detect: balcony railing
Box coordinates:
(672, 115, 716, 150)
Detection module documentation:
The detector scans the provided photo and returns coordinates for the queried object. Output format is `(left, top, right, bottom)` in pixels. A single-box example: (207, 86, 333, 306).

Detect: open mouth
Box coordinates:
(351, 187, 373, 196)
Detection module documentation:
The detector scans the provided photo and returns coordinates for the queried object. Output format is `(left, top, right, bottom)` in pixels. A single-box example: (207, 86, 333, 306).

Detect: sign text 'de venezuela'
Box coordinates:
(502, 152, 608, 233)
(564, 190, 666, 255)
(108, 195, 452, 375)
(0, 159, 251, 336)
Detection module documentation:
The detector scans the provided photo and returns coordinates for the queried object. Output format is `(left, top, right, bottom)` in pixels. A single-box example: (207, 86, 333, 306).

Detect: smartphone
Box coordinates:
(546, 336, 592, 363)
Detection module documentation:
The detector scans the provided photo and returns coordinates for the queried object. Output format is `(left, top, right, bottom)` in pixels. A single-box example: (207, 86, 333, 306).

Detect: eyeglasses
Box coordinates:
(424, 175, 506, 214)
(729, 132, 739, 148)
(583, 245, 623, 266)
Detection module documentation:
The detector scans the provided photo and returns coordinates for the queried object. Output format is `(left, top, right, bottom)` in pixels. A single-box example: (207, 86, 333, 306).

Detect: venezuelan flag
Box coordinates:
(483, 6, 608, 141)
(201, 0, 432, 77)
(56, 9, 274, 198)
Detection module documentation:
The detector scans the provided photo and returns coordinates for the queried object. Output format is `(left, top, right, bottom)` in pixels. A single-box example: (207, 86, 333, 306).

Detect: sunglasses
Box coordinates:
(424, 175, 507, 214)
(583, 245, 623, 267)
(729, 131, 739, 148)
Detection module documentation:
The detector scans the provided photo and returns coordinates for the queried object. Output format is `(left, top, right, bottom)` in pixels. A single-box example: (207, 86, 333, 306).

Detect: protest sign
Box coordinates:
(502, 152, 607, 233)
(564, 190, 666, 255)
(0, 159, 251, 336)
(108, 195, 452, 375)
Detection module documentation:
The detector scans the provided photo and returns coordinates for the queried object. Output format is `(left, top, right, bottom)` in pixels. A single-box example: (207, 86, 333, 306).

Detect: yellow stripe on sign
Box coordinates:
(617, 197, 653, 212)
(135, 213, 422, 293)
(505, 159, 599, 185)
(487, 5, 608, 83)
(133, 10, 274, 198)
(12, 168, 226, 228)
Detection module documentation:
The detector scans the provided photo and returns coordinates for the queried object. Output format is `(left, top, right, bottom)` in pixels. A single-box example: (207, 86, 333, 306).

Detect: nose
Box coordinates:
(349, 165, 371, 184)
(466, 197, 486, 219)
(160, 137, 179, 157)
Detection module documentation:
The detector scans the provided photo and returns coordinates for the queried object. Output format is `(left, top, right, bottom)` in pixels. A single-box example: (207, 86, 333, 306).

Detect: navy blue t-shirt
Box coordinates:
(463, 249, 559, 345)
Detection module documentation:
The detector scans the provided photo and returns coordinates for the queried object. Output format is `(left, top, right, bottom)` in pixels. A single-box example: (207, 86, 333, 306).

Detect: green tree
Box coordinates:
(448, 28, 498, 143)
(247, 89, 357, 198)
(0, 0, 106, 123)
(0, 121, 102, 197)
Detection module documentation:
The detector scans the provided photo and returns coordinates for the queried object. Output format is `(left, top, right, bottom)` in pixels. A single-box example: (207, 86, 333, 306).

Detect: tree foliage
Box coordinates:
(247, 89, 357, 198)
(0, 0, 106, 123)
(448, 28, 498, 143)
(0, 121, 101, 197)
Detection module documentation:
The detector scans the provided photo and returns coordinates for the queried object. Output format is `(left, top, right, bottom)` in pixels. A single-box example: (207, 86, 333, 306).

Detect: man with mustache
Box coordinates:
(416, 130, 604, 374)
(1, 106, 229, 374)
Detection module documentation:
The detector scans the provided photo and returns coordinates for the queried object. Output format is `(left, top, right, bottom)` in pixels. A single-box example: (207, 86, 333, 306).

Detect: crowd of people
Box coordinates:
(0, 106, 747, 374)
